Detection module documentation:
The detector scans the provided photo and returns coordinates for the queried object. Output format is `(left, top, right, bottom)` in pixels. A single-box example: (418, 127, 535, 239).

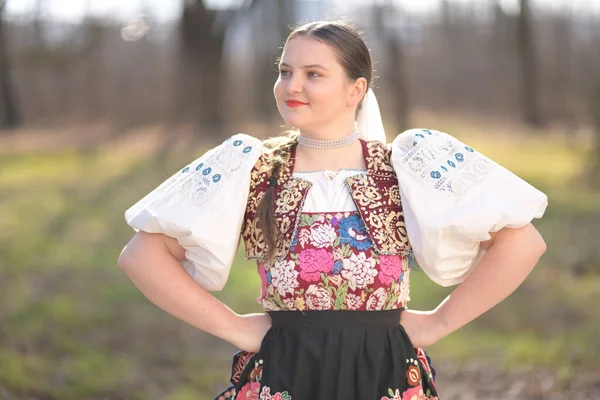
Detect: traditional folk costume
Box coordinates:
(125, 91, 547, 400)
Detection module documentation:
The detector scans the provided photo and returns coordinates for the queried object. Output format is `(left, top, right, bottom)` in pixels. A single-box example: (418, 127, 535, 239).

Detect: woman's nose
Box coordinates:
(285, 75, 304, 94)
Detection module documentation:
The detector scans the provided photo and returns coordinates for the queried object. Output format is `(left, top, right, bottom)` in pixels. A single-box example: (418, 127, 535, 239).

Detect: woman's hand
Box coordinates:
(399, 309, 446, 348)
(226, 313, 273, 353)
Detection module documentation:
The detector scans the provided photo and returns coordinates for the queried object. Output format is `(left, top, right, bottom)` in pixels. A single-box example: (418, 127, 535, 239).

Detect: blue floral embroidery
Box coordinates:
(423, 129, 433, 135)
(455, 153, 464, 162)
(266, 271, 272, 284)
(447, 160, 456, 168)
(441, 166, 448, 172)
(243, 146, 253, 154)
(333, 260, 343, 274)
(338, 215, 372, 251)
(290, 235, 299, 252)
(465, 146, 475, 153)
(196, 163, 204, 171)
(202, 167, 212, 176)
(416, 133, 425, 138)
(233, 140, 243, 147)
(213, 174, 222, 183)
(430, 171, 441, 179)
(182, 166, 190, 173)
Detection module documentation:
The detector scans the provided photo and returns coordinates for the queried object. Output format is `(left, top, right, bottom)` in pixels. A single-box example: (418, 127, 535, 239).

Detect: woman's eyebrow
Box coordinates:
(279, 62, 329, 71)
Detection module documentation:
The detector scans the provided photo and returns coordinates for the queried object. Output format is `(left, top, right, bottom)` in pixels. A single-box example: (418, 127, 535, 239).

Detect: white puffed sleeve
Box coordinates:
(391, 129, 548, 287)
(124, 134, 263, 291)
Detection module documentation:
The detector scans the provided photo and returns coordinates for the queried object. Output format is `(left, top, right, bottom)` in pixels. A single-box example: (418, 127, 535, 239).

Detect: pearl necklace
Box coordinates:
(297, 130, 359, 149)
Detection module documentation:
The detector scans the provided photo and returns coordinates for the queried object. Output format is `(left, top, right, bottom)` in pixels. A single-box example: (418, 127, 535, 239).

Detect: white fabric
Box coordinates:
(391, 128, 548, 287)
(356, 88, 387, 143)
(125, 134, 263, 291)
(293, 169, 365, 213)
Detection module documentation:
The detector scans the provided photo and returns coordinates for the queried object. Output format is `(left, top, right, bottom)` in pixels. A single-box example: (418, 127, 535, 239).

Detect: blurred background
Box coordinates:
(0, 0, 599, 399)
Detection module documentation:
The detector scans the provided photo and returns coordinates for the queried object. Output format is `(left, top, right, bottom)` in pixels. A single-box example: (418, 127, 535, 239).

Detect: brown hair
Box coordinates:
(257, 21, 374, 264)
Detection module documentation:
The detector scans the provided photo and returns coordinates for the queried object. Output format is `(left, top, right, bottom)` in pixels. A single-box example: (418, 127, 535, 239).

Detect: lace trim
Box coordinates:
(150, 135, 258, 208)
(293, 168, 367, 174)
(397, 129, 494, 201)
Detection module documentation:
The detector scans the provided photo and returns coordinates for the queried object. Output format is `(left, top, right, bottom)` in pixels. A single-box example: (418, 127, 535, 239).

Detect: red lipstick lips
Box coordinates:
(286, 100, 309, 107)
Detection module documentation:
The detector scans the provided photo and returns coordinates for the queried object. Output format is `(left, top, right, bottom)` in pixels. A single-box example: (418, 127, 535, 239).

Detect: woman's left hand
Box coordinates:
(399, 309, 446, 348)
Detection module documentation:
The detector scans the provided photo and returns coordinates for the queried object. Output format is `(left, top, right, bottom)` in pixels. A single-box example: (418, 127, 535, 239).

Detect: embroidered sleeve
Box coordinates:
(125, 133, 263, 291)
(391, 129, 547, 286)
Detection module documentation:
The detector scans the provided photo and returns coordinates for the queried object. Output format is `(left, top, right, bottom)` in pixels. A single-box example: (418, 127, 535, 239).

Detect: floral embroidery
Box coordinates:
(244, 139, 414, 262)
(341, 252, 378, 290)
(305, 284, 333, 309)
(258, 212, 412, 311)
(379, 255, 403, 285)
(381, 386, 438, 400)
(260, 387, 293, 400)
(270, 260, 299, 297)
(344, 140, 412, 255)
(242, 144, 312, 262)
(406, 365, 421, 386)
(393, 128, 493, 202)
(237, 381, 260, 400)
(366, 287, 387, 310)
(298, 249, 334, 282)
(145, 134, 259, 210)
(338, 214, 372, 250)
(415, 348, 436, 388)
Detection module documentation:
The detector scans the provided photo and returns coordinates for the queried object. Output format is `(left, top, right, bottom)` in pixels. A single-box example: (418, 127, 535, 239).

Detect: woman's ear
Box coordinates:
(348, 77, 368, 107)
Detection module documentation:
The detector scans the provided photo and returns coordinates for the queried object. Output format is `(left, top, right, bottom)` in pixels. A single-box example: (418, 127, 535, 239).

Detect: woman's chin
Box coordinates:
(281, 115, 308, 130)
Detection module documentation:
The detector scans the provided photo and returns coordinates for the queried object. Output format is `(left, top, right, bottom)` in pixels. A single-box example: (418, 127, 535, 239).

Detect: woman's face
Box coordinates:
(274, 36, 360, 134)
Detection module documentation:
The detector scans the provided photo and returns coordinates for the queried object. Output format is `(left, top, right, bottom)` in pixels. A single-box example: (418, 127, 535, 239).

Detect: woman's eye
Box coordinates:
(279, 70, 291, 76)
(308, 71, 320, 78)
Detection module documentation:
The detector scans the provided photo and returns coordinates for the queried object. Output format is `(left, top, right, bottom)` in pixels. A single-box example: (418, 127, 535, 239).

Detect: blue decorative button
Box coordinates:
(416, 133, 425, 138)
(423, 129, 433, 135)
(233, 140, 243, 147)
(182, 166, 190, 173)
(430, 171, 441, 179)
(465, 146, 474, 152)
(455, 153, 464, 162)
(243, 146, 252, 154)
(195, 163, 204, 171)
(202, 167, 212, 175)
(212, 174, 221, 183)
(447, 160, 456, 168)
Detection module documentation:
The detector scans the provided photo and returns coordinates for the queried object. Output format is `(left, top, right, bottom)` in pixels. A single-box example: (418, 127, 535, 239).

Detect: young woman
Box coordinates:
(118, 21, 547, 400)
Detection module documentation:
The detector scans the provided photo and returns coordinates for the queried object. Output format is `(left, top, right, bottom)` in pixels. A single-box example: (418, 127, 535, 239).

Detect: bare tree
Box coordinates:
(517, 0, 542, 127)
(588, 81, 600, 188)
(0, 0, 21, 129)
(176, 0, 243, 133)
(372, 2, 410, 132)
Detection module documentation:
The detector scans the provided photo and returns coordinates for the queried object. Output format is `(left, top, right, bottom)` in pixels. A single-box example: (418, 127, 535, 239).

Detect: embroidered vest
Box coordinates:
(241, 139, 412, 264)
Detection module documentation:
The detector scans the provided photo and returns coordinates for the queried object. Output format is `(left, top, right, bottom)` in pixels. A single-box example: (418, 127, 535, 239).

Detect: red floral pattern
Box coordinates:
(258, 212, 412, 312)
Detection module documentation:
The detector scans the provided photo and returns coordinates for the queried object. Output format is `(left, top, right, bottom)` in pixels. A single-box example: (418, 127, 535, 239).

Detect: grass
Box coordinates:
(0, 116, 599, 399)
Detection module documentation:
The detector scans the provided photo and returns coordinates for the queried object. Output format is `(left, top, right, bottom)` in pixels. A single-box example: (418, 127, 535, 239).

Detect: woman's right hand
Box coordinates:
(227, 313, 273, 353)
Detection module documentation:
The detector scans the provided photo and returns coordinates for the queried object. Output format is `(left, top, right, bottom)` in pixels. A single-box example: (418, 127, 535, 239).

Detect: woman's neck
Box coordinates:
(293, 139, 366, 173)
(297, 121, 356, 141)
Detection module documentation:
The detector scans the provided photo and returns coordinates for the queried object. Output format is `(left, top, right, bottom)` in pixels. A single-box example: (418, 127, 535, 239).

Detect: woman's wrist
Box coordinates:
(430, 309, 451, 341)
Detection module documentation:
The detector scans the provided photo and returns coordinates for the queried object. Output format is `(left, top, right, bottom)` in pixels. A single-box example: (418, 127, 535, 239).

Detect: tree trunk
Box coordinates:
(177, 0, 234, 134)
(588, 81, 600, 188)
(0, 2, 21, 129)
(517, 0, 542, 127)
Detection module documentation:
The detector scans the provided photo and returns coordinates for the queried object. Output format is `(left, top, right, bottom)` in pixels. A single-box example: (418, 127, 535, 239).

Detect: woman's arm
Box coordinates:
(401, 223, 547, 346)
(118, 231, 271, 352)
